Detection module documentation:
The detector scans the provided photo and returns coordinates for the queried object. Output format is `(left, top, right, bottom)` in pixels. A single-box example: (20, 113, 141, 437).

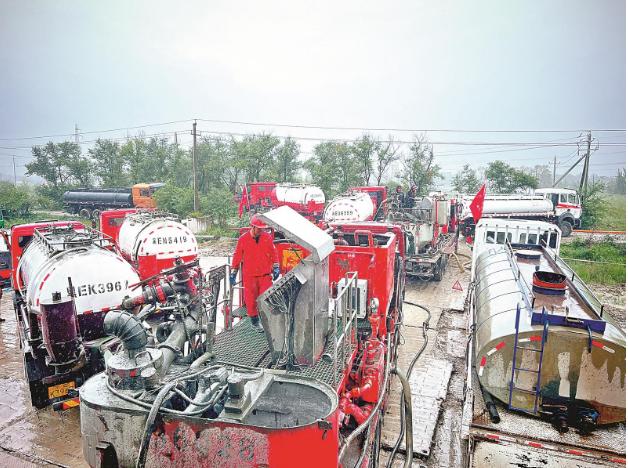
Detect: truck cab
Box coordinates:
(131, 183, 164, 209)
(534, 188, 582, 227)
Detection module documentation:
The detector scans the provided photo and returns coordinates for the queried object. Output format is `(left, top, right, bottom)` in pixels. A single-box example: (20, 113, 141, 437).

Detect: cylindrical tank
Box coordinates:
(19, 234, 140, 317)
(473, 245, 626, 425)
(63, 190, 133, 206)
(462, 196, 553, 219)
(324, 191, 375, 223)
(273, 184, 325, 209)
(117, 213, 198, 278)
(40, 294, 81, 365)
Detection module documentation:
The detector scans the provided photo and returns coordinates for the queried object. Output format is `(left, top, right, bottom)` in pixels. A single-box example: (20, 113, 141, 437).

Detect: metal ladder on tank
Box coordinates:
(508, 304, 549, 414)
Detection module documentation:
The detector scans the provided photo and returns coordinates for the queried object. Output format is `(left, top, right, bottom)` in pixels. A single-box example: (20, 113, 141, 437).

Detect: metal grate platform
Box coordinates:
(212, 318, 354, 388)
(213, 318, 270, 367)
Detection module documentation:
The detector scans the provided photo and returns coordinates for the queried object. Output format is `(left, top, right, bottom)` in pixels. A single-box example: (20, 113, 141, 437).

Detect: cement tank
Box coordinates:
(323, 191, 375, 223)
(472, 244, 625, 430)
(273, 184, 325, 208)
(18, 228, 140, 316)
(117, 212, 198, 278)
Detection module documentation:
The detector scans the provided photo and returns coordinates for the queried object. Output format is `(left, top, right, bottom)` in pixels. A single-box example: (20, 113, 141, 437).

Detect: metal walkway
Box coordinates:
(212, 318, 354, 388)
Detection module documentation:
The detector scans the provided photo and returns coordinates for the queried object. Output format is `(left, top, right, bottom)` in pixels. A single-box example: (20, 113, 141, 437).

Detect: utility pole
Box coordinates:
(74, 124, 80, 144)
(12, 156, 16, 185)
(552, 156, 557, 185)
(578, 131, 592, 194)
(191, 121, 200, 212)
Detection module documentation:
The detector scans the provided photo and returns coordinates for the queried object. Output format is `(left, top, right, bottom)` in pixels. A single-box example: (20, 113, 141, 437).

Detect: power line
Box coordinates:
(195, 118, 626, 134)
(0, 119, 193, 141)
(196, 129, 625, 147)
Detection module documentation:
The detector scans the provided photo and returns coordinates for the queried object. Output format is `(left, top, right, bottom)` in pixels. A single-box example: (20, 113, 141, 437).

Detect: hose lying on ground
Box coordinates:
(385, 301, 431, 468)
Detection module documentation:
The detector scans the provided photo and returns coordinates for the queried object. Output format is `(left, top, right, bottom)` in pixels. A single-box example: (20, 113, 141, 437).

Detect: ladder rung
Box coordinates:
(516, 346, 542, 352)
(509, 407, 537, 415)
(515, 367, 539, 373)
(511, 386, 538, 395)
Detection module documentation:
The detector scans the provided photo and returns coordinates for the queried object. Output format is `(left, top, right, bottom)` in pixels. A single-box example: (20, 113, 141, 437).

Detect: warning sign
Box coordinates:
(452, 280, 463, 292)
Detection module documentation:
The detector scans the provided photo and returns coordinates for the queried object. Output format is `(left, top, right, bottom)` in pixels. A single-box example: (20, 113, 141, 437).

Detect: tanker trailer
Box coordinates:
(63, 183, 164, 220)
(272, 183, 326, 219)
(471, 242, 625, 433)
(116, 210, 198, 280)
(460, 192, 581, 238)
(323, 190, 376, 223)
(13, 223, 140, 408)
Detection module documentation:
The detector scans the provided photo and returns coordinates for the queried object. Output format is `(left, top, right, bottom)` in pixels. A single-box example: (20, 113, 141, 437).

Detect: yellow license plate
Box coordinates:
(48, 381, 75, 399)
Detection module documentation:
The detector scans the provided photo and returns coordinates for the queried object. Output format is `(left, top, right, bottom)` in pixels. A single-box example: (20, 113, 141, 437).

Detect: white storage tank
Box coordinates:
(18, 228, 140, 315)
(273, 184, 325, 209)
(323, 191, 375, 223)
(117, 212, 198, 264)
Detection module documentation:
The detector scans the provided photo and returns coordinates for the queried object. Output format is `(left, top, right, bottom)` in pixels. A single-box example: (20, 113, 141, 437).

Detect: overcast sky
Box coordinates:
(0, 0, 625, 184)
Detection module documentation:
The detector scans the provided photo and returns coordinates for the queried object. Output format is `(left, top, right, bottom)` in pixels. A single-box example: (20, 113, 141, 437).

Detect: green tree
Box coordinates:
(120, 137, 148, 184)
(373, 139, 400, 185)
(305, 141, 358, 197)
(614, 168, 626, 195)
(0, 182, 31, 216)
(401, 136, 441, 195)
(580, 181, 607, 228)
(89, 139, 128, 187)
(485, 161, 537, 193)
(351, 134, 378, 185)
(204, 188, 236, 226)
(273, 138, 301, 182)
(452, 164, 481, 193)
(237, 134, 281, 183)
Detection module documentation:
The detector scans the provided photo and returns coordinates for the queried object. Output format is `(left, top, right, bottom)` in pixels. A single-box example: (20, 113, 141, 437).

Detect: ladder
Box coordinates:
(508, 304, 549, 414)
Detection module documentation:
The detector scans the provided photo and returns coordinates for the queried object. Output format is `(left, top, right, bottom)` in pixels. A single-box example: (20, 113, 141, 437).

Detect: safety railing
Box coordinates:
(553, 255, 605, 318)
(331, 271, 359, 388)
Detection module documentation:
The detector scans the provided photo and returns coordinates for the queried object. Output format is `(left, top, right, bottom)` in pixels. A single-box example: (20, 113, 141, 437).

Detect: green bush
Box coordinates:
(0, 182, 32, 217)
(561, 238, 625, 284)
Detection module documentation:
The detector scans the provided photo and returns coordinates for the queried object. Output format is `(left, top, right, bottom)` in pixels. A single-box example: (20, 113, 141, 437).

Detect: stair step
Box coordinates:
(511, 386, 538, 395)
(516, 346, 543, 352)
(515, 367, 540, 373)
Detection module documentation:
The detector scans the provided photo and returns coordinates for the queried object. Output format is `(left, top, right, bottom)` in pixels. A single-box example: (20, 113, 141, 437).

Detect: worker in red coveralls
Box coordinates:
(230, 215, 280, 332)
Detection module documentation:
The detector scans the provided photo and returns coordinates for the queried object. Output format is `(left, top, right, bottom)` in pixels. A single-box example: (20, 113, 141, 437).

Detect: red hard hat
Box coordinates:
(250, 214, 268, 229)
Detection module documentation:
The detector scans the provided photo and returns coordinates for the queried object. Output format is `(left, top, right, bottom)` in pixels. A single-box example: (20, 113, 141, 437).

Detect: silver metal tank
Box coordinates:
(473, 245, 625, 425)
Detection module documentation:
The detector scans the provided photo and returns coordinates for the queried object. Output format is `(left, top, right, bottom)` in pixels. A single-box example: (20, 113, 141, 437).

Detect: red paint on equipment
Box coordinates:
(495, 341, 506, 350)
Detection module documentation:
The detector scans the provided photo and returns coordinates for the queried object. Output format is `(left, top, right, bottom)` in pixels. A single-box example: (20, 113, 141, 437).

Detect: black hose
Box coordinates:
(103, 310, 147, 353)
(385, 301, 431, 468)
(136, 380, 177, 468)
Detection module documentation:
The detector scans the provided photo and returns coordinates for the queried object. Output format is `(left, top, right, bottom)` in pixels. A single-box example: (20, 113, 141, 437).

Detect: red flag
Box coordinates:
(470, 183, 486, 223)
(238, 185, 249, 218)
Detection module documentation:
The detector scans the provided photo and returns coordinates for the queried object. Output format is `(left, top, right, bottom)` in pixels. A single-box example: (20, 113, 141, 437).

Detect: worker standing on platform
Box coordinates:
(230, 215, 280, 332)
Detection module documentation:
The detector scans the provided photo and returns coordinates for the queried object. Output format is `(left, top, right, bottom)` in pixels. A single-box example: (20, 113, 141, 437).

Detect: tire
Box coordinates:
(433, 258, 443, 281)
(559, 220, 573, 237)
(78, 208, 91, 219)
(91, 209, 101, 221)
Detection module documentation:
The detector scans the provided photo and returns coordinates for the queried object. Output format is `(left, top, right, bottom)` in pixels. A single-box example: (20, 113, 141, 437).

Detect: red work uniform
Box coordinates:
(231, 230, 279, 318)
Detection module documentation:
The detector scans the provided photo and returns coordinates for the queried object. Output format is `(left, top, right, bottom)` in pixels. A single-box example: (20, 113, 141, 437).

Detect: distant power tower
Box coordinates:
(552, 131, 597, 192)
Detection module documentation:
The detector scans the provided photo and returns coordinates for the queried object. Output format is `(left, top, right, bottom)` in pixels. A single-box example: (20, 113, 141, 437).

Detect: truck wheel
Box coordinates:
(433, 258, 443, 281)
(91, 209, 101, 221)
(559, 220, 573, 237)
(79, 208, 91, 219)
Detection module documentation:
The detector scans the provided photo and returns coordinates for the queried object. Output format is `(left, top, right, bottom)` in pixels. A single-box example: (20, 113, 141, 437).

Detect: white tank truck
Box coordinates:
(13, 223, 140, 408)
(323, 190, 376, 224)
(460, 188, 582, 238)
(463, 218, 626, 466)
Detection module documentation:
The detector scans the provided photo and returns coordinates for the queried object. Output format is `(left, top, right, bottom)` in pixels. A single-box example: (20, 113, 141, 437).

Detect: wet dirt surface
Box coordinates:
(0, 237, 623, 467)
(0, 290, 86, 468)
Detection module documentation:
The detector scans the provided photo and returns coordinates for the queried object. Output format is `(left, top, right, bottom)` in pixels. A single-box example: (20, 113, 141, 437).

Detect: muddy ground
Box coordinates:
(0, 239, 624, 467)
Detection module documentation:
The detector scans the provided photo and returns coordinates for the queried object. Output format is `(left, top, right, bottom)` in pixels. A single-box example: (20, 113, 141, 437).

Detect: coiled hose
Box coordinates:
(385, 300, 431, 468)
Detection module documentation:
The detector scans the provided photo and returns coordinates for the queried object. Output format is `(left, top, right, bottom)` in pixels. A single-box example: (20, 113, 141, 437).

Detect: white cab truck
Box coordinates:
(461, 188, 582, 238)
(463, 218, 626, 467)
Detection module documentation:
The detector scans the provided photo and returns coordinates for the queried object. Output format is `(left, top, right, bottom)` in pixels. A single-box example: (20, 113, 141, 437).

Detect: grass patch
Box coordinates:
(199, 225, 238, 238)
(596, 194, 626, 231)
(561, 238, 625, 284)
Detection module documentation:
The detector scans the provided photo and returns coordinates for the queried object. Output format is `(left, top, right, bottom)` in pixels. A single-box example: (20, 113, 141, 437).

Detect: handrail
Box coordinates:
(331, 271, 358, 388)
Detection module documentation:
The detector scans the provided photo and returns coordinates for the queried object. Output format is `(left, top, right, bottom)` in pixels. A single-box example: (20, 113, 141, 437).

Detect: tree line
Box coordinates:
(13, 132, 625, 226)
